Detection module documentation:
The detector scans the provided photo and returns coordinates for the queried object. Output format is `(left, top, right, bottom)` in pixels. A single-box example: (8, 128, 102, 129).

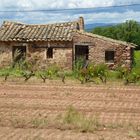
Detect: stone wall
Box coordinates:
(27, 41, 73, 69)
(0, 41, 73, 69)
(0, 42, 12, 68)
(73, 32, 133, 69)
(0, 33, 133, 70)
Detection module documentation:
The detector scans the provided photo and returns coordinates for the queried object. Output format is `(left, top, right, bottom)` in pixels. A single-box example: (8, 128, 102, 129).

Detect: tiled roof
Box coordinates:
(75, 31, 136, 47)
(0, 17, 136, 48)
(0, 20, 78, 42)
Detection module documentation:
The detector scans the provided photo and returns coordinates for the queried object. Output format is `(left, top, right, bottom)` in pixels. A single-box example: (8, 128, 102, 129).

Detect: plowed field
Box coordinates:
(0, 82, 140, 140)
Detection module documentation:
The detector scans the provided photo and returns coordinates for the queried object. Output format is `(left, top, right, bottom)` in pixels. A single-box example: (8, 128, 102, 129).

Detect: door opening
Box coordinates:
(75, 45, 89, 67)
(75, 45, 89, 60)
(12, 46, 26, 63)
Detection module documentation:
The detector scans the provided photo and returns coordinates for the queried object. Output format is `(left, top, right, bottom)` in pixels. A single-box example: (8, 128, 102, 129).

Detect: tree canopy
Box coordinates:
(92, 20, 140, 50)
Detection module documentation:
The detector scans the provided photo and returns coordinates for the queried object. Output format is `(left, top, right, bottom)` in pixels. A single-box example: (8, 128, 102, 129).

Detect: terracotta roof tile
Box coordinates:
(0, 20, 77, 42)
(0, 18, 135, 48)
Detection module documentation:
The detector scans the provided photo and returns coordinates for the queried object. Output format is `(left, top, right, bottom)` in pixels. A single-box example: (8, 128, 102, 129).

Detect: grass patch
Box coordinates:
(0, 67, 24, 78)
(62, 106, 100, 133)
(106, 123, 124, 129)
(31, 118, 48, 128)
(134, 50, 140, 69)
(9, 117, 48, 129)
(10, 118, 27, 128)
(128, 125, 140, 138)
(0, 106, 140, 138)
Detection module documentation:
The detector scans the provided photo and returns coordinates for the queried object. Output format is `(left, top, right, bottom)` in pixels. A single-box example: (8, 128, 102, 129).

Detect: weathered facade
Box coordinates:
(0, 17, 135, 69)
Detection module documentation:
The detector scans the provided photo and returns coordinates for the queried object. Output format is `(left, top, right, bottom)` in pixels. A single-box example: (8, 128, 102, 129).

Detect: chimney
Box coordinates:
(78, 17, 84, 31)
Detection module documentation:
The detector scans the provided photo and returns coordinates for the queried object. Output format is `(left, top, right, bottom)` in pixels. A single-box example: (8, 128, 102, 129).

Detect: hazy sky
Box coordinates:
(0, 0, 140, 25)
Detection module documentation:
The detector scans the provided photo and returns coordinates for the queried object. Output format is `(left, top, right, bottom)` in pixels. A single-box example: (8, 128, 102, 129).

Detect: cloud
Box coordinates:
(82, 10, 140, 24)
(113, 0, 140, 6)
(1, 8, 140, 25)
(0, 0, 140, 10)
(0, 0, 140, 26)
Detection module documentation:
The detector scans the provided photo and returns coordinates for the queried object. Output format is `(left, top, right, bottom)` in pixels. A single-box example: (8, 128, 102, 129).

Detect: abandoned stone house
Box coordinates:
(0, 17, 135, 70)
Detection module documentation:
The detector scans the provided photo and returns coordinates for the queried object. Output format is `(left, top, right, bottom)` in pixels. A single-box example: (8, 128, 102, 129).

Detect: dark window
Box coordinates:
(12, 46, 26, 62)
(47, 48, 53, 58)
(75, 45, 89, 61)
(105, 50, 115, 63)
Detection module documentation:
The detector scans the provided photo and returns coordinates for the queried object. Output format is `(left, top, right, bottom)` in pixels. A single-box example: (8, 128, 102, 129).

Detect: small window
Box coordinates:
(47, 48, 53, 58)
(105, 50, 115, 63)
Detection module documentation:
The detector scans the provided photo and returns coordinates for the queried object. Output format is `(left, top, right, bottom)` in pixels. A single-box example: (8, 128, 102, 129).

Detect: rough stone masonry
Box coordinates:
(0, 17, 135, 69)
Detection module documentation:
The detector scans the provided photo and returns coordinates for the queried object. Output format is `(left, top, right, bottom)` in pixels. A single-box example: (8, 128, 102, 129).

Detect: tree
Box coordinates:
(92, 20, 140, 50)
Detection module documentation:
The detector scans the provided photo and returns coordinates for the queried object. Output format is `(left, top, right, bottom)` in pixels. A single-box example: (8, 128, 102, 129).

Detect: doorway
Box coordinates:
(74, 45, 89, 68)
(75, 45, 89, 61)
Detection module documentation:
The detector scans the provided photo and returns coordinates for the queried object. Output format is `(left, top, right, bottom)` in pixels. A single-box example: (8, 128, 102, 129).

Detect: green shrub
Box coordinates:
(93, 63, 109, 83)
(0, 67, 11, 81)
(116, 66, 129, 79)
(73, 58, 87, 83)
(37, 65, 60, 83)
(73, 60, 109, 84)
(124, 69, 140, 85)
(115, 65, 140, 85)
(57, 71, 66, 84)
(108, 70, 119, 80)
(21, 70, 35, 82)
(134, 51, 140, 69)
(73, 58, 85, 78)
(0, 67, 24, 81)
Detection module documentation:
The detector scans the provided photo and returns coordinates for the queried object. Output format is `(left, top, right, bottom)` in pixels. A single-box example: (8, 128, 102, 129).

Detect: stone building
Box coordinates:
(0, 17, 135, 69)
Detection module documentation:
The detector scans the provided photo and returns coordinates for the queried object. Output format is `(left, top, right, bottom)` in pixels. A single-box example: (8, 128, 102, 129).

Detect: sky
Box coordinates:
(0, 0, 140, 27)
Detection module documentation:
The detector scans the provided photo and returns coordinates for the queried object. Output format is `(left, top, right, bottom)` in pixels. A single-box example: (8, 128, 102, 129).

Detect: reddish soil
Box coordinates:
(0, 82, 140, 140)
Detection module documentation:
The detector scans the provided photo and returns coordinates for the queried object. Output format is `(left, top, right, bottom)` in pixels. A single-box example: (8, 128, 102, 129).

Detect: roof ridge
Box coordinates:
(3, 20, 25, 25)
(3, 20, 77, 26)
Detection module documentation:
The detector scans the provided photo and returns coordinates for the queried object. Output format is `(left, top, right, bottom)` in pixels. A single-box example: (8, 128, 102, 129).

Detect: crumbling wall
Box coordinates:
(0, 33, 133, 70)
(0, 41, 73, 69)
(73, 32, 133, 69)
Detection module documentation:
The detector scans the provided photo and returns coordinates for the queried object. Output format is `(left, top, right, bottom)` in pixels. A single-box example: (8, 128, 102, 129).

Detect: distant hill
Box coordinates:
(85, 23, 117, 32)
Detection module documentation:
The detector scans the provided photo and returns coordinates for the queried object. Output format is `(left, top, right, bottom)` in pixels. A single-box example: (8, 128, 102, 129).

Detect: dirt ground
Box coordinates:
(0, 80, 140, 140)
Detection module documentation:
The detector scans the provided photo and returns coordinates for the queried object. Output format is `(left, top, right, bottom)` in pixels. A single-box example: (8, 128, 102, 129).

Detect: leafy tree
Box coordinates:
(92, 20, 140, 50)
